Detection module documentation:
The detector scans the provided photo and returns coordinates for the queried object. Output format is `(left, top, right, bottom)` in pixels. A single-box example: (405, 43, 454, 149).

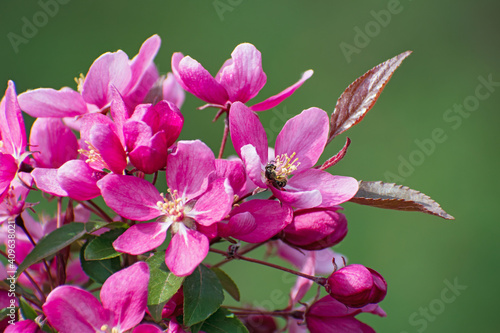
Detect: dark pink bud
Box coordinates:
(325, 264, 386, 308)
(282, 208, 347, 250)
(242, 315, 278, 333)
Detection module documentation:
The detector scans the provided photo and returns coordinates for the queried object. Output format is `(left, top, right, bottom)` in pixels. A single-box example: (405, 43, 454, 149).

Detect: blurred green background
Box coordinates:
(1, 0, 499, 332)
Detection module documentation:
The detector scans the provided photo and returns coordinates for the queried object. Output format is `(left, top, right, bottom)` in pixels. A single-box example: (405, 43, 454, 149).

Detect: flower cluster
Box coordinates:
(0, 35, 452, 333)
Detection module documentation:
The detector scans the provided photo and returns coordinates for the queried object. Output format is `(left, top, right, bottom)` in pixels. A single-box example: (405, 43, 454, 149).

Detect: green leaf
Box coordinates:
(84, 228, 125, 260)
(211, 267, 240, 301)
(80, 240, 122, 284)
(184, 264, 224, 327)
(16, 221, 106, 277)
(146, 251, 185, 322)
(350, 181, 454, 220)
(19, 297, 38, 320)
(190, 321, 205, 333)
(201, 308, 249, 333)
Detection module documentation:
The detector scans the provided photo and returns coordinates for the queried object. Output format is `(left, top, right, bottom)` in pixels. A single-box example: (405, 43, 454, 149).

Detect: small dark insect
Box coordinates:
(265, 163, 287, 190)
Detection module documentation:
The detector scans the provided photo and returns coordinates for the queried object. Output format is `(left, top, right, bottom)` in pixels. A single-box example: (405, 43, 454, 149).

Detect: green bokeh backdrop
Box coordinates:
(1, 1, 499, 332)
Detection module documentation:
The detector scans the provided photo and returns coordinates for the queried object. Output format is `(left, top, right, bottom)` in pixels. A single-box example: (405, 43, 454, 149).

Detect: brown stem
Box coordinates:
(208, 248, 326, 285)
(218, 116, 230, 159)
(211, 242, 265, 268)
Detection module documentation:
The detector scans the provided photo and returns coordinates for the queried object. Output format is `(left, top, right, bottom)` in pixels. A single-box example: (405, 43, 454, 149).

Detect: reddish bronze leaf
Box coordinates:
(320, 137, 351, 170)
(328, 51, 412, 143)
(349, 181, 454, 220)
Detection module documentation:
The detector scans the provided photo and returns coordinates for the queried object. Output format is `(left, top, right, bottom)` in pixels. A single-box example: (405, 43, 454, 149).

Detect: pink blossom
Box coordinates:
(43, 262, 149, 333)
(123, 100, 183, 174)
(18, 35, 162, 121)
(218, 199, 293, 242)
(229, 102, 358, 209)
(98, 140, 233, 276)
(325, 264, 387, 308)
(172, 43, 312, 111)
(281, 207, 348, 250)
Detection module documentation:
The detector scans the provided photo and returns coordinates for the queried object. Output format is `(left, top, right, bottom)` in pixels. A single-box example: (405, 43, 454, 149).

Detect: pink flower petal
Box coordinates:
(165, 229, 209, 276)
(0, 153, 17, 197)
(31, 167, 68, 197)
(43, 285, 109, 333)
(251, 70, 313, 111)
(0, 81, 26, 157)
(221, 211, 257, 238)
(97, 174, 162, 220)
(307, 315, 375, 333)
(229, 199, 293, 243)
(229, 102, 268, 163)
(57, 160, 102, 201)
(240, 145, 266, 188)
(127, 35, 161, 95)
(113, 222, 168, 255)
(101, 262, 149, 331)
(156, 101, 184, 148)
(125, 63, 159, 106)
(163, 72, 185, 109)
(89, 123, 127, 174)
(215, 158, 246, 195)
(82, 51, 132, 109)
(167, 140, 215, 200)
(109, 85, 131, 146)
(173, 54, 229, 105)
(217, 43, 267, 103)
(271, 186, 322, 209)
(190, 178, 233, 226)
(287, 169, 358, 207)
(29, 118, 78, 168)
(18, 87, 88, 118)
(275, 107, 329, 171)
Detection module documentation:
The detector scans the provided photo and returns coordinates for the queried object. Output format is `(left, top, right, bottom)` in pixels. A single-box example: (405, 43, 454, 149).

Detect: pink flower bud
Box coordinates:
(325, 264, 386, 308)
(282, 208, 347, 250)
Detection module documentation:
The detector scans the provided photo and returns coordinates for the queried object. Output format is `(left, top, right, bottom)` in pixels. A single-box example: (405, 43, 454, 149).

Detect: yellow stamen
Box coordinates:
(78, 140, 110, 170)
(156, 189, 184, 221)
(275, 152, 300, 177)
(75, 73, 85, 93)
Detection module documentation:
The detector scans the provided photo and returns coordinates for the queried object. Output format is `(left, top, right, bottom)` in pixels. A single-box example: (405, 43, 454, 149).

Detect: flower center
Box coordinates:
(156, 190, 185, 223)
(265, 152, 300, 190)
(75, 73, 85, 94)
(78, 141, 110, 170)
